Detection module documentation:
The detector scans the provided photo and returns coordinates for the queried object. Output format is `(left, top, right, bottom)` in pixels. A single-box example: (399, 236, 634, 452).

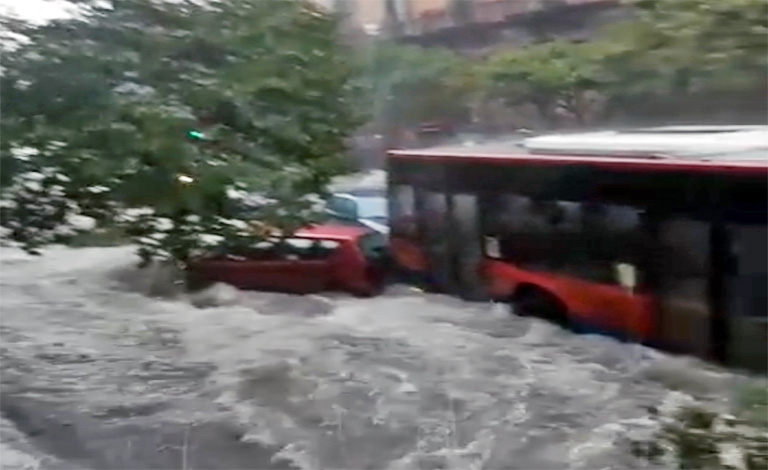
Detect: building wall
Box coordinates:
(314, 0, 452, 35)
(315, 0, 622, 45)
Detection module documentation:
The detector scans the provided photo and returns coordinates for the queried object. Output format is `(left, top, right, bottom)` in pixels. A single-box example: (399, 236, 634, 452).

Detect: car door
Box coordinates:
(198, 240, 294, 291)
(275, 238, 334, 293)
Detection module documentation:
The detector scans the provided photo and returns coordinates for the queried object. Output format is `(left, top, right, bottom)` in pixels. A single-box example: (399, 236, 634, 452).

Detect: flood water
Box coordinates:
(0, 246, 757, 470)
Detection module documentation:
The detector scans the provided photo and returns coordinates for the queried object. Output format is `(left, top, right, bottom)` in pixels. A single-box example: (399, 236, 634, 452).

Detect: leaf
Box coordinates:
(0, 0, 360, 263)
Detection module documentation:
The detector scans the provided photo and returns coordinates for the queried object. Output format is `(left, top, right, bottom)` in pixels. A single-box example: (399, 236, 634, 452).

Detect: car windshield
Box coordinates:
(355, 196, 388, 219)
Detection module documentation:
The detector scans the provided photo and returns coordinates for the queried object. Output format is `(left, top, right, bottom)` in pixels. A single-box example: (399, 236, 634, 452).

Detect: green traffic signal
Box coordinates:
(187, 129, 209, 140)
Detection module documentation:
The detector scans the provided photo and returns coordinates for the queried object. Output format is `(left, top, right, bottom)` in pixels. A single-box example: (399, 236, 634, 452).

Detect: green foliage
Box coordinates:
(605, 0, 767, 94)
(737, 384, 768, 428)
(632, 385, 768, 469)
(1, 0, 361, 262)
(475, 0, 767, 127)
(68, 226, 129, 248)
(482, 40, 609, 125)
(359, 42, 474, 130)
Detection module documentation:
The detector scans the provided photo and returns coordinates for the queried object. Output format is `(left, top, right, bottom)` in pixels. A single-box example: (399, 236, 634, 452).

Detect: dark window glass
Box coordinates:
(225, 239, 281, 260)
(590, 170, 711, 217)
(390, 184, 417, 238)
(327, 196, 358, 220)
(722, 174, 767, 318)
(283, 238, 340, 260)
(720, 174, 768, 224)
(728, 224, 767, 318)
(658, 218, 710, 279)
(357, 232, 387, 259)
(487, 192, 647, 284)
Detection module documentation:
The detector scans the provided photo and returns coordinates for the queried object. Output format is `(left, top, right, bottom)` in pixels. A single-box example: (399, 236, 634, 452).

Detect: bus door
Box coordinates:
(722, 174, 768, 371)
(449, 193, 485, 300)
(655, 217, 713, 358)
(403, 160, 452, 291)
(726, 221, 767, 370)
(389, 183, 426, 272)
(416, 187, 452, 291)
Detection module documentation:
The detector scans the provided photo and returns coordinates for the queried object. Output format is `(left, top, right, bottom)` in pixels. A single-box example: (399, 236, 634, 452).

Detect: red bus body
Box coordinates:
(387, 130, 767, 369)
(480, 259, 655, 340)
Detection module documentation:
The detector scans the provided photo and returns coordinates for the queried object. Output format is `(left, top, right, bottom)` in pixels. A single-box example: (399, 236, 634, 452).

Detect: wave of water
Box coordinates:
(0, 246, 755, 469)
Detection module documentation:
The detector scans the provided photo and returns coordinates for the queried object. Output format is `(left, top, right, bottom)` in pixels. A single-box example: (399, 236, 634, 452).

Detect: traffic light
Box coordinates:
(186, 129, 210, 141)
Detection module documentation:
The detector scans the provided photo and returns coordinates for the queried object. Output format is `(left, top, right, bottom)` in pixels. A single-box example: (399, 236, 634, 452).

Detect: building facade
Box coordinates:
(315, 0, 624, 50)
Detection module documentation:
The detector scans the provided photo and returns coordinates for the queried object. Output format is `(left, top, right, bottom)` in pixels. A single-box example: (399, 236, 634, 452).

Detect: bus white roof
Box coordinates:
(522, 125, 768, 157)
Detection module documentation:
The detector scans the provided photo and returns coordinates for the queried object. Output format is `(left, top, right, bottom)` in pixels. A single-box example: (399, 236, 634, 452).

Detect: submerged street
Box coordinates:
(0, 246, 758, 470)
(2, 0, 765, 466)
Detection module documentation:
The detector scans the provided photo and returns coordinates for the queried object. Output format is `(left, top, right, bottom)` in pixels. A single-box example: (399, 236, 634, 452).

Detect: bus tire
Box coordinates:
(511, 286, 569, 329)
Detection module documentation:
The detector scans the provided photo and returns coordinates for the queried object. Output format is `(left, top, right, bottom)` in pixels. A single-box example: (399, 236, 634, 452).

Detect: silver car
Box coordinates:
(326, 188, 389, 235)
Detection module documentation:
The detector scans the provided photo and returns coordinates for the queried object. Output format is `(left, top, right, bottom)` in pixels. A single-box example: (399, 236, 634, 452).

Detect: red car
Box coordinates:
(187, 224, 388, 296)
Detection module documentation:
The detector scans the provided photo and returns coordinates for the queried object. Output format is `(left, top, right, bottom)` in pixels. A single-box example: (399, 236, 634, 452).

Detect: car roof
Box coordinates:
(295, 224, 373, 240)
(336, 188, 386, 198)
(330, 170, 386, 192)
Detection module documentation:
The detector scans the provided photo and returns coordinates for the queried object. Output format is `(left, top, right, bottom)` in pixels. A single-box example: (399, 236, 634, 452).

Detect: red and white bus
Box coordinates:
(387, 126, 768, 370)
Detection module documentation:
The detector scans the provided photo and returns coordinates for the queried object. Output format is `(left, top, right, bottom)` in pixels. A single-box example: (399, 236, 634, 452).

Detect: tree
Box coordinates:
(358, 41, 475, 143)
(481, 40, 608, 127)
(599, 0, 767, 100)
(631, 385, 768, 469)
(0, 0, 361, 263)
(474, 0, 767, 128)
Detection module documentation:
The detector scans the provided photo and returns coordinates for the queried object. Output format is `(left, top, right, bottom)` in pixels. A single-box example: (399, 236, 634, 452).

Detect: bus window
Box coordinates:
(722, 174, 768, 223)
(655, 216, 712, 357)
(722, 174, 768, 318)
(390, 184, 416, 238)
(719, 174, 768, 369)
(489, 193, 646, 286)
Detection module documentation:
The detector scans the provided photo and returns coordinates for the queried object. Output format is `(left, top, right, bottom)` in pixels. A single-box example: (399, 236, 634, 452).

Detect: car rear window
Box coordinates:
(327, 196, 358, 219)
(283, 238, 341, 260)
(224, 237, 341, 261)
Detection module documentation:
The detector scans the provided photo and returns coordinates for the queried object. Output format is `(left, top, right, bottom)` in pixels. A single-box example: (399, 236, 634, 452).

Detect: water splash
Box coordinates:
(0, 246, 755, 470)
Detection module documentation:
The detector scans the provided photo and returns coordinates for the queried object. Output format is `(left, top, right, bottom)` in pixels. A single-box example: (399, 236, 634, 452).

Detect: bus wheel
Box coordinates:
(512, 287, 569, 329)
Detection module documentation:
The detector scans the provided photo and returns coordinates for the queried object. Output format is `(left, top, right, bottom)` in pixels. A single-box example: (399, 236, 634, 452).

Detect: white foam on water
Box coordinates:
(0, 417, 44, 470)
(0, 246, 757, 470)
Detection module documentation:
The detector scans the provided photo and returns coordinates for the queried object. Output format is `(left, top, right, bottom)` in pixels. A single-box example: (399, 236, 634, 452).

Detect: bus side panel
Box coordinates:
(481, 259, 655, 340)
(472, 163, 659, 339)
